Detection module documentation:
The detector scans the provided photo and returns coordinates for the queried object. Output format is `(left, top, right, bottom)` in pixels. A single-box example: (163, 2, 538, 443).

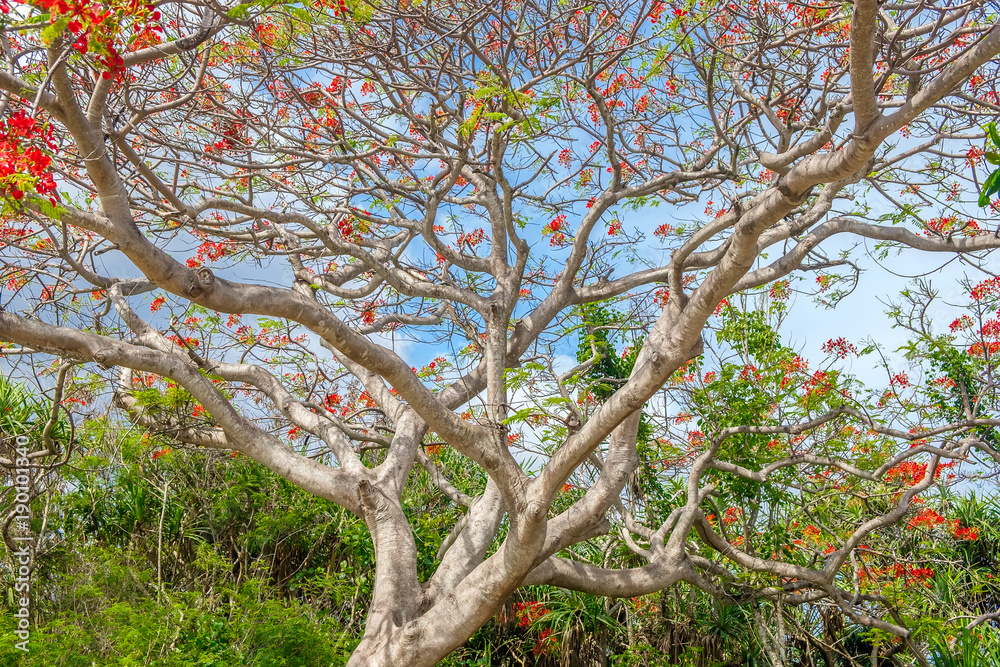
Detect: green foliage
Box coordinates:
(575, 302, 652, 442)
(978, 121, 1000, 207)
(0, 549, 355, 666)
(691, 306, 851, 503)
(575, 302, 636, 400)
(4, 290, 1000, 667)
(0, 373, 70, 447)
(928, 627, 1000, 667)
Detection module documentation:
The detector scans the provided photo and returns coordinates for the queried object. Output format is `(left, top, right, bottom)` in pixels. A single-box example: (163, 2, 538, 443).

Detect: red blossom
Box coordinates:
(653, 223, 674, 239)
(954, 524, 979, 540)
(533, 628, 558, 657)
(0, 111, 59, 203)
(512, 601, 549, 628)
(970, 277, 1000, 301)
(821, 337, 858, 359)
(457, 228, 487, 248)
(885, 461, 927, 486)
(966, 145, 985, 167)
(769, 280, 791, 300)
(908, 507, 946, 530)
(802, 524, 822, 541)
(802, 370, 834, 399)
(950, 315, 974, 332)
(968, 341, 1000, 357)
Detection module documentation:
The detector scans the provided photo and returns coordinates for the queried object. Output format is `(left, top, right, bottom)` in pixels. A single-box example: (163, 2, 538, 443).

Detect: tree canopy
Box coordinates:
(2, 0, 1000, 664)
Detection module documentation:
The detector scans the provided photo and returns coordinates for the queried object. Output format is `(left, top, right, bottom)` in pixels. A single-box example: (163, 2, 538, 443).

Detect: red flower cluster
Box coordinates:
(0, 111, 58, 203)
(653, 223, 675, 239)
(949, 315, 973, 332)
(981, 318, 1000, 338)
(890, 372, 910, 388)
(358, 390, 377, 408)
(777, 355, 808, 389)
(802, 524, 822, 541)
(802, 370, 834, 400)
(545, 214, 568, 246)
(931, 376, 957, 390)
(457, 228, 487, 249)
(892, 563, 935, 586)
(512, 601, 549, 628)
(317, 0, 348, 17)
(722, 507, 742, 525)
(164, 334, 199, 348)
(966, 146, 985, 167)
(908, 507, 946, 530)
(205, 117, 248, 153)
(557, 148, 572, 168)
(930, 216, 982, 238)
(186, 240, 240, 268)
(954, 523, 979, 541)
(821, 337, 858, 359)
(648, 1, 666, 22)
(969, 341, 1000, 358)
(885, 461, 927, 486)
(769, 280, 791, 300)
(533, 628, 558, 657)
(29, 0, 162, 77)
(970, 276, 1000, 301)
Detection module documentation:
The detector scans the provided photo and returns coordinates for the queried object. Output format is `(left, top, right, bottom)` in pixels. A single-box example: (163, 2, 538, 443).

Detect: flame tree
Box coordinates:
(2, 0, 1000, 663)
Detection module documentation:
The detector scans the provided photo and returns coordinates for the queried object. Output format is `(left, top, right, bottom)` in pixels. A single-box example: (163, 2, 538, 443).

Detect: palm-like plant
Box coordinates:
(929, 628, 1000, 667)
(0, 373, 69, 449)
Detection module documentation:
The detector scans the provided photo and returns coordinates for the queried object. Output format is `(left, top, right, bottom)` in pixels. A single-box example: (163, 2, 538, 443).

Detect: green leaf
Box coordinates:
(986, 152, 1000, 166)
(987, 169, 1000, 195)
(989, 121, 1000, 147)
(227, 4, 251, 19)
(980, 169, 1000, 206)
(41, 17, 68, 44)
(37, 198, 64, 221)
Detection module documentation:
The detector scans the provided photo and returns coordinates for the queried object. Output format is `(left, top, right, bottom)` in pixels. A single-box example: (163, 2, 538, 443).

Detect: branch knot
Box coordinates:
(187, 268, 215, 298)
